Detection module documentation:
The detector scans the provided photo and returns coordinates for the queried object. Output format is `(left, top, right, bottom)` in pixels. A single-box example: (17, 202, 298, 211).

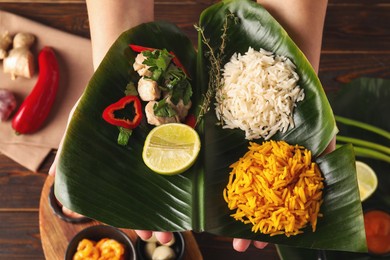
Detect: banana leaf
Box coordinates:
(56, 21, 200, 231)
(277, 78, 390, 258)
(331, 77, 390, 211)
(55, 0, 365, 252)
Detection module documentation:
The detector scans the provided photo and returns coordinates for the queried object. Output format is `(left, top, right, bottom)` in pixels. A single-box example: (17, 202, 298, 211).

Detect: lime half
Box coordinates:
(356, 161, 378, 202)
(142, 123, 201, 175)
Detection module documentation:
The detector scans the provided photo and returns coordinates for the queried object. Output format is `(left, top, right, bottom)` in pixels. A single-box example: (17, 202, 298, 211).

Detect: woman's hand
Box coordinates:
(233, 239, 268, 252)
(48, 0, 176, 250)
(50, 0, 331, 253)
(232, 0, 329, 252)
(135, 230, 173, 245)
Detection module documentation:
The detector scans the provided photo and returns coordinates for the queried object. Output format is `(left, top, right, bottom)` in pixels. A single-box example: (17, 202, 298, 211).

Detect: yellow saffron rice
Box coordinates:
(223, 140, 324, 237)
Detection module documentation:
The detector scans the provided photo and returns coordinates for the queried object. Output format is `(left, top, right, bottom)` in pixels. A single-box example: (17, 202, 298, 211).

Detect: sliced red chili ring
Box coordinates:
(102, 95, 142, 129)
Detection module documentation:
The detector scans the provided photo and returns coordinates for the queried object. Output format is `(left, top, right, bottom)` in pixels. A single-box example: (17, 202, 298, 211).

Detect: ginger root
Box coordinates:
(0, 31, 12, 60)
(3, 32, 36, 80)
(13, 32, 35, 49)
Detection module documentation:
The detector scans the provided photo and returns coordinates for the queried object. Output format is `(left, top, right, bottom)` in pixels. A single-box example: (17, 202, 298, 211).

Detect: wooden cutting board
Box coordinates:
(39, 175, 203, 260)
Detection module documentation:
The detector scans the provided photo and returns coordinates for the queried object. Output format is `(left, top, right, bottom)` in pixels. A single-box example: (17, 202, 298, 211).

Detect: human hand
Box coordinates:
(233, 238, 268, 252)
(48, 98, 80, 177)
(135, 230, 173, 245)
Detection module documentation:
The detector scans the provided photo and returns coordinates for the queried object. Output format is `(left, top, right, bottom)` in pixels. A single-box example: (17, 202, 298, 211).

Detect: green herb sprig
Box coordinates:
(142, 49, 173, 82)
(194, 12, 239, 126)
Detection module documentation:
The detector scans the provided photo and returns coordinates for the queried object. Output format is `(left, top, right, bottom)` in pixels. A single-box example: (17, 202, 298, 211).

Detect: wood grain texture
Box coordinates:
(319, 53, 390, 92)
(1, 1, 389, 53)
(0, 0, 389, 259)
(0, 3, 90, 38)
(0, 211, 45, 259)
(39, 175, 203, 260)
(193, 232, 280, 260)
(323, 4, 390, 53)
(0, 168, 46, 209)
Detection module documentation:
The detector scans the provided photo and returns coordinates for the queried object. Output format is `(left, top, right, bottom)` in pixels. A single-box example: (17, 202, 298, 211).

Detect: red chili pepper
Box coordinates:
(129, 44, 190, 77)
(12, 46, 59, 134)
(102, 95, 142, 129)
(129, 44, 155, 53)
(185, 114, 196, 128)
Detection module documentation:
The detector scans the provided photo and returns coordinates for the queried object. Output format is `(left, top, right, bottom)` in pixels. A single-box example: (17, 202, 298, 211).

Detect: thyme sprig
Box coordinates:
(194, 12, 239, 126)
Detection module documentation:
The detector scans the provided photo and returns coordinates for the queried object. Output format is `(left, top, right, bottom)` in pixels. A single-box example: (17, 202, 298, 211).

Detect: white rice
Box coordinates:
(215, 47, 304, 140)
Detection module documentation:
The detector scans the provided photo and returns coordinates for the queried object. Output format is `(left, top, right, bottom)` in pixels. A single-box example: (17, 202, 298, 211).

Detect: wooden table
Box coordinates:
(0, 0, 389, 259)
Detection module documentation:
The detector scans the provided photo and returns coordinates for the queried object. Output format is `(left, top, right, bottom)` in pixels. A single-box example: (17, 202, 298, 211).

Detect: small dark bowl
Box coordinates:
(65, 225, 136, 260)
(49, 183, 91, 223)
(136, 232, 185, 260)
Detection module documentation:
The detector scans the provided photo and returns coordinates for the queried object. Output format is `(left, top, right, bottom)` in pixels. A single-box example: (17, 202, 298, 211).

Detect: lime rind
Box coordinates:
(142, 123, 201, 175)
(356, 161, 378, 202)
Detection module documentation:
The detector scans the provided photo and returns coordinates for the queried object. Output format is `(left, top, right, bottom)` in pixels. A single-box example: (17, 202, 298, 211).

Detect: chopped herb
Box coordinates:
(163, 65, 192, 105)
(117, 127, 133, 146)
(124, 82, 138, 96)
(142, 49, 173, 82)
(153, 99, 177, 118)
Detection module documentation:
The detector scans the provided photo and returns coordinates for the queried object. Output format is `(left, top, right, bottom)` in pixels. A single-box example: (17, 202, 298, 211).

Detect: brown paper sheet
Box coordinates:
(0, 10, 93, 172)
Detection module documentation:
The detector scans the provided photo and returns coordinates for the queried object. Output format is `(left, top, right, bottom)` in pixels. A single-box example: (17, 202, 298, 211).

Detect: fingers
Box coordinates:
(48, 157, 57, 176)
(48, 135, 64, 176)
(154, 231, 173, 245)
(135, 230, 173, 245)
(233, 238, 268, 252)
(134, 230, 153, 241)
(233, 238, 251, 252)
(253, 241, 268, 249)
(48, 98, 81, 176)
(321, 135, 336, 156)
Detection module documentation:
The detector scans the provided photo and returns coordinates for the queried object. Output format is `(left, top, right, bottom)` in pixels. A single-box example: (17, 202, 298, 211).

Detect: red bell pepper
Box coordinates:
(12, 47, 59, 134)
(102, 95, 142, 129)
(129, 44, 190, 77)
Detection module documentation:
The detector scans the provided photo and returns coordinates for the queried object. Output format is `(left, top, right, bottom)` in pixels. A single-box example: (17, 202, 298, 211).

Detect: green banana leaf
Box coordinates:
(55, 0, 365, 252)
(56, 21, 199, 231)
(331, 78, 390, 211)
(277, 78, 390, 258)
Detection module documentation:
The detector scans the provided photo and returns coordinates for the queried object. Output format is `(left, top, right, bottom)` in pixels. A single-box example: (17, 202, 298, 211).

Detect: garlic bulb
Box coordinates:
(152, 245, 176, 260)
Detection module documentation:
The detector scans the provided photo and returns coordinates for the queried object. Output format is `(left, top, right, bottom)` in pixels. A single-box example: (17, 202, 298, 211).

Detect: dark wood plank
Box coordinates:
(0, 1, 217, 44)
(0, 3, 90, 38)
(155, 2, 211, 44)
(323, 4, 390, 52)
(0, 155, 47, 209)
(0, 211, 44, 260)
(2, 1, 389, 53)
(329, 0, 390, 4)
(319, 53, 390, 92)
(0, 1, 388, 259)
(193, 232, 280, 260)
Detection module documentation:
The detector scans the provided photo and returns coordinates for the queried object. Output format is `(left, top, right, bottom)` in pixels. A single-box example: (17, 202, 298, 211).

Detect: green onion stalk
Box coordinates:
(335, 116, 390, 164)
